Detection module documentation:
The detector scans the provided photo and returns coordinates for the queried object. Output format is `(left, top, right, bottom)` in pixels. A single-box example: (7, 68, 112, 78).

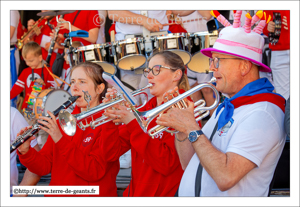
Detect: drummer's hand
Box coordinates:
(37, 111, 62, 143)
(267, 21, 275, 33)
(104, 102, 135, 125)
(57, 18, 71, 31)
(16, 126, 36, 155)
(142, 18, 163, 32)
(27, 19, 35, 30)
(35, 78, 45, 85)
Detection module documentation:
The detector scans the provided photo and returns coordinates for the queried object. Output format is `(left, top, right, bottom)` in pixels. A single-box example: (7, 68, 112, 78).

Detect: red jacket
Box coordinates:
(100, 95, 185, 197)
(33, 17, 61, 67)
(263, 10, 290, 51)
(18, 106, 119, 197)
(10, 66, 54, 109)
(60, 10, 100, 46)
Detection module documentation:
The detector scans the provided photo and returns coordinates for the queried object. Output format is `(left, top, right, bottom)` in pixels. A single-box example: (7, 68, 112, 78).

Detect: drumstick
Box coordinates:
(162, 17, 204, 26)
(43, 64, 71, 87)
(110, 30, 118, 65)
(110, 30, 115, 42)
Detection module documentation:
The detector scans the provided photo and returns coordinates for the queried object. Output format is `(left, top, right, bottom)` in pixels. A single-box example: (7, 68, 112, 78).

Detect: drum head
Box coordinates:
(92, 61, 116, 75)
(117, 55, 146, 70)
(169, 50, 191, 65)
(44, 90, 71, 116)
(187, 51, 211, 73)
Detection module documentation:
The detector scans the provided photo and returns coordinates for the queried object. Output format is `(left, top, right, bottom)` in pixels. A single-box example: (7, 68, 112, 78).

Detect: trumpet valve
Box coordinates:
(149, 125, 166, 138)
(78, 121, 88, 131)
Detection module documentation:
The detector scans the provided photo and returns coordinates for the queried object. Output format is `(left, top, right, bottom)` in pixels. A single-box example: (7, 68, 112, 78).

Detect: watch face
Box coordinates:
(189, 131, 198, 142)
(191, 131, 197, 139)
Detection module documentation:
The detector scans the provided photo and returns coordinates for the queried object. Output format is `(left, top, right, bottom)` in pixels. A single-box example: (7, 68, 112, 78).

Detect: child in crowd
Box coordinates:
(10, 41, 55, 111)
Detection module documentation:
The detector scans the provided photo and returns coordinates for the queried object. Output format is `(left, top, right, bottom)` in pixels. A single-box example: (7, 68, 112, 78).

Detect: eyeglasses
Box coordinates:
(143, 65, 178, 77)
(209, 57, 241, 69)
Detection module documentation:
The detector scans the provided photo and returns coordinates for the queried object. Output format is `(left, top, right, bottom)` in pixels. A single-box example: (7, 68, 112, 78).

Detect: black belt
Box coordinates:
(10, 45, 15, 49)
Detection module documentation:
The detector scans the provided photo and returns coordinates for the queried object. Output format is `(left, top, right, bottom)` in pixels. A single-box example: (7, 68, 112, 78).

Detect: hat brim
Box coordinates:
(201, 48, 271, 72)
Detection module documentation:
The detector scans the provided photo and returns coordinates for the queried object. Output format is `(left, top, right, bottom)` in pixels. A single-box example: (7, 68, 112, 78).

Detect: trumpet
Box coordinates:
(131, 77, 219, 138)
(10, 96, 79, 153)
(17, 16, 54, 50)
(58, 83, 153, 136)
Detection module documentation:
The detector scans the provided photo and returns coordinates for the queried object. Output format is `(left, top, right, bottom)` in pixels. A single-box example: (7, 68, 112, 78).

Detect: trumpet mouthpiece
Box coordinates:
(210, 77, 217, 83)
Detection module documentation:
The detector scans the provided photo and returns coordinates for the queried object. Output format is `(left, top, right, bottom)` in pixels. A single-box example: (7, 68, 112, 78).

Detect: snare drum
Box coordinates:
(115, 37, 146, 71)
(74, 43, 117, 75)
(186, 31, 218, 73)
(152, 33, 191, 65)
(34, 89, 71, 119)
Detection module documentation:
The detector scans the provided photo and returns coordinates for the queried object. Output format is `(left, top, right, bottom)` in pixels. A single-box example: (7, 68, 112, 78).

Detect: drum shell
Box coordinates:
(153, 33, 191, 65)
(34, 89, 71, 119)
(74, 44, 117, 75)
(187, 31, 218, 73)
(115, 37, 146, 71)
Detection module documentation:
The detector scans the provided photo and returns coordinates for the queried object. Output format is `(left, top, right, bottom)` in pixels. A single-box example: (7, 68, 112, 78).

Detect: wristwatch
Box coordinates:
(188, 130, 203, 143)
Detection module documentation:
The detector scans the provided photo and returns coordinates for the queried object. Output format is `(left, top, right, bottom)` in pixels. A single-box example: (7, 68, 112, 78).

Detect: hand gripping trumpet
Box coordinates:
(130, 77, 220, 138)
(17, 16, 54, 50)
(10, 96, 79, 153)
(58, 83, 152, 136)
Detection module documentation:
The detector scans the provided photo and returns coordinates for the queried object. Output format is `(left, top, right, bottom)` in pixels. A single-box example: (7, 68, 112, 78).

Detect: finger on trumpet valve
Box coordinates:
(181, 99, 188, 108)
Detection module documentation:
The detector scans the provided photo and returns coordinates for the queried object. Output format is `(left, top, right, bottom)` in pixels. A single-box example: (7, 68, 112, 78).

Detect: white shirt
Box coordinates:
(10, 10, 20, 44)
(181, 11, 213, 33)
(96, 10, 107, 44)
(115, 10, 169, 41)
(10, 107, 38, 194)
(179, 101, 286, 196)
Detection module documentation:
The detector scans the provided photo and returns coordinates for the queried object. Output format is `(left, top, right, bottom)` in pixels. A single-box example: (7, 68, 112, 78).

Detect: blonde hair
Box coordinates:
(22, 41, 42, 58)
(148, 50, 190, 91)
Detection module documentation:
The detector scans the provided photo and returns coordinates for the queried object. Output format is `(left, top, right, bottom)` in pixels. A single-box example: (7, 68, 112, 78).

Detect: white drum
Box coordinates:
(114, 37, 146, 71)
(34, 89, 71, 119)
(186, 31, 218, 73)
(75, 43, 117, 75)
(152, 33, 191, 65)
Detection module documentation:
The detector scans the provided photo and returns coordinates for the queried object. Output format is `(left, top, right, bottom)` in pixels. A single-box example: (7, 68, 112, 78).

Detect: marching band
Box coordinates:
(9, 9, 290, 199)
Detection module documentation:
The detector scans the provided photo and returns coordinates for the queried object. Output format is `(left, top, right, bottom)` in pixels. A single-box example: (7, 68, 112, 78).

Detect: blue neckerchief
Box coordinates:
(215, 78, 276, 130)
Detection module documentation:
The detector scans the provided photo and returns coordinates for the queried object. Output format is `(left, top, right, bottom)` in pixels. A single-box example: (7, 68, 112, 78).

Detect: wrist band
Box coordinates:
(175, 134, 188, 142)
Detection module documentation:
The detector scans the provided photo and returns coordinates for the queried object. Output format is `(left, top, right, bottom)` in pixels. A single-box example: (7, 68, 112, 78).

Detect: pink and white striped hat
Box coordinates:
(201, 11, 271, 72)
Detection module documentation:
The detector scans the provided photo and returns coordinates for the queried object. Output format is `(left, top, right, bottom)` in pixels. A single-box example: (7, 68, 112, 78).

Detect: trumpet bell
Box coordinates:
(58, 110, 77, 136)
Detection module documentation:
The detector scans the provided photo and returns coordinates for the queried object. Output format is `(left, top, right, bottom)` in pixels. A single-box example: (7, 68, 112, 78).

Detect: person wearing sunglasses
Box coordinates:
(156, 12, 286, 197)
(99, 51, 198, 196)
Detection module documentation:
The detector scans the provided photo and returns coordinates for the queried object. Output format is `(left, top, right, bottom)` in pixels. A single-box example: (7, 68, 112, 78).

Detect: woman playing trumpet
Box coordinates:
(16, 62, 119, 197)
(101, 51, 199, 196)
